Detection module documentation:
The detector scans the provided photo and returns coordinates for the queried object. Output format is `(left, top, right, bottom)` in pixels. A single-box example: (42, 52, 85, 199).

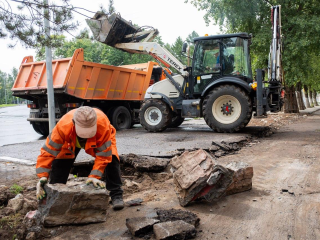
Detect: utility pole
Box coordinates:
(43, 0, 56, 132)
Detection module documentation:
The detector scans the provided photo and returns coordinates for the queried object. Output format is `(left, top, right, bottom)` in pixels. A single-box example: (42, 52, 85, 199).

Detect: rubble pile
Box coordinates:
(121, 154, 171, 172)
(126, 208, 199, 240)
(171, 149, 253, 206)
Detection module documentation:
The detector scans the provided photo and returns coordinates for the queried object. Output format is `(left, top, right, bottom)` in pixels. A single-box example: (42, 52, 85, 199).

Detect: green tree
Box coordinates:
(0, 0, 80, 48)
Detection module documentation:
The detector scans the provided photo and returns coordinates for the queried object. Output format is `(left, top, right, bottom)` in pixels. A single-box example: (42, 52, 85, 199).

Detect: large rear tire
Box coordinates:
(111, 106, 132, 130)
(139, 99, 172, 132)
(203, 85, 252, 133)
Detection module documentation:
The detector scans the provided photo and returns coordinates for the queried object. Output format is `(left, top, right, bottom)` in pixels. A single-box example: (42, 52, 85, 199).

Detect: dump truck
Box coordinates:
(11, 48, 167, 135)
(86, 6, 283, 133)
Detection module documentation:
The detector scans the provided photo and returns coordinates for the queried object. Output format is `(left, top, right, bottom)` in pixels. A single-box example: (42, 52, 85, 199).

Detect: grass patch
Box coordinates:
(10, 184, 23, 195)
(0, 213, 22, 229)
(0, 104, 17, 108)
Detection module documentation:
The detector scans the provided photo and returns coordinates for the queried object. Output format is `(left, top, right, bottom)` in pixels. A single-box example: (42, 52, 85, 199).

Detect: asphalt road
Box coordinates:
(0, 105, 251, 164)
(0, 105, 44, 147)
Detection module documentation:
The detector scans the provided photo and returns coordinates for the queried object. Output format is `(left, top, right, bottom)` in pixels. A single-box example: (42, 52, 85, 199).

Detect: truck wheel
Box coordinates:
(31, 122, 49, 136)
(139, 99, 172, 132)
(168, 115, 185, 128)
(111, 106, 132, 130)
(203, 85, 252, 133)
(31, 122, 43, 135)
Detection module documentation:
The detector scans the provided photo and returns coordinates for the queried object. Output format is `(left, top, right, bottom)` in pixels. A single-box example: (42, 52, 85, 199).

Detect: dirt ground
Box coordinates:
(1, 110, 320, 240)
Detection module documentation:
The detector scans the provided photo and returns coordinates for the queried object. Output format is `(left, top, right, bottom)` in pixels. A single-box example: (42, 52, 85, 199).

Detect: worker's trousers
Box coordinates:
(49, 148, 123, 199)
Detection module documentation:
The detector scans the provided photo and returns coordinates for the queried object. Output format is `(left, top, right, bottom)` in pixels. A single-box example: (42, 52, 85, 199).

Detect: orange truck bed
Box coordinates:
(12, 48, 159, 101)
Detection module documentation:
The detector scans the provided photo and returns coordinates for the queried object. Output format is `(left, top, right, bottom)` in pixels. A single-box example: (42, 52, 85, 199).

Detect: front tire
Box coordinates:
(203, 85, 252, 133)
(139, 99, 172, 132)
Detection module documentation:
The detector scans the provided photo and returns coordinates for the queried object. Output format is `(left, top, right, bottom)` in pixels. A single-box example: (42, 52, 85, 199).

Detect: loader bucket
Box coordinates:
(86, 12, 138, 47)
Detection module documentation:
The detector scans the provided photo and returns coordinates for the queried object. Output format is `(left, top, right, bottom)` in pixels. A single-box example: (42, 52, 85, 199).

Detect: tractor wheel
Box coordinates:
(202, 85, 252, 133)
(139, 99, 172, 132)
(111, 106, 132, 130)
(168, 114, 185, 128)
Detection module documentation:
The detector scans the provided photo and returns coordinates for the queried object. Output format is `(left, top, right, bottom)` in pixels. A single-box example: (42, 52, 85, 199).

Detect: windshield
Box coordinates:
(222, 37, 252, 78)
(192, 37, 252, 78)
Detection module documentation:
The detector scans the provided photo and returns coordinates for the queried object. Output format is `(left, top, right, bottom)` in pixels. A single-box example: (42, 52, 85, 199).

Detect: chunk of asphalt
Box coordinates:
(153, 220, 196, 240)
(126, 217, 160, 237)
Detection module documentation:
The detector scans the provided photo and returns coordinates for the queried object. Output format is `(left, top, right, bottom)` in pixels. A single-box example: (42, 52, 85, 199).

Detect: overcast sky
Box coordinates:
(0, 0, 221, 74)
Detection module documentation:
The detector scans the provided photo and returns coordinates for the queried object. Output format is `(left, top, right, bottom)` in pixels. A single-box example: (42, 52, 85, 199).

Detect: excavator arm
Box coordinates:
(86, 12, 188, 76)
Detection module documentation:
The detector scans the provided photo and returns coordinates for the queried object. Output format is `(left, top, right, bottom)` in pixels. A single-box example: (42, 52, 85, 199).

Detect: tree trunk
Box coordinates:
(303, 85, 311, 108)
(313, 90, 319, 106)
(284, 86, 299, 113)
(295, 82, 306, 110)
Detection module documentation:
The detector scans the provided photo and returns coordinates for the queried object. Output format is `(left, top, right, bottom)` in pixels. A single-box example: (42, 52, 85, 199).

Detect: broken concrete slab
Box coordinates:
(126, 217, 160, 237)
(153, 220, 196, 240)
(226, 162, 253, 195)
(156, 208, 200, 227)
(7, 194, 24, 212)
(38, 181, 109, 226)
(121, 154, 170, 172)
(171, 149, 233, 206)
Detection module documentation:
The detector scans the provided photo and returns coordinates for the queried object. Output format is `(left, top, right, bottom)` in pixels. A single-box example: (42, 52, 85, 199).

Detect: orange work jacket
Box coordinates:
(36, 108, 119, 180)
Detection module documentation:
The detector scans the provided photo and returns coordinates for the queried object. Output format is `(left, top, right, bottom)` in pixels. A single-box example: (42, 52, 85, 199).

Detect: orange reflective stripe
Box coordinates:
(96, 150, 112, 157)
(42, 144, 60, 157)
(48, 133, 63, 150)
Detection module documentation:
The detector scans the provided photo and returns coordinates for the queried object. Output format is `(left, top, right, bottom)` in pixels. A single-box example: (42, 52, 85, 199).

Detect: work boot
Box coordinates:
(112, 196, 124, 210)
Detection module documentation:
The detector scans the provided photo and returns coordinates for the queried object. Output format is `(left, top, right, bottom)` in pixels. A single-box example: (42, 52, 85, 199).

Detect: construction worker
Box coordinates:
(35, 106, 124, 210)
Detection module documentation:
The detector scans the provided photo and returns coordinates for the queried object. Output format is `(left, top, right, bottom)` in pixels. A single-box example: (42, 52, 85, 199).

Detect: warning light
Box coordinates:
(204, 34, 209, 36)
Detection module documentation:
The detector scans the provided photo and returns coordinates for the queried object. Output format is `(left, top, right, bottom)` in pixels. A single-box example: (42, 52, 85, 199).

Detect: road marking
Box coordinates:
(0, 156, 35, 166)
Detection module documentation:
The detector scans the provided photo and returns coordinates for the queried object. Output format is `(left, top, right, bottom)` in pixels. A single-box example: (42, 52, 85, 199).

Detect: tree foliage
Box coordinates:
(0, 0, 83, 48)
(186, 0, 320, 89)
(0, 68, 18, 104)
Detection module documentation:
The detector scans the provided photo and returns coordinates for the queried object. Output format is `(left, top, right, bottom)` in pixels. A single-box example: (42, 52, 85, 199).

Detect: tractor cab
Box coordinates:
(191, 33, 253, 95)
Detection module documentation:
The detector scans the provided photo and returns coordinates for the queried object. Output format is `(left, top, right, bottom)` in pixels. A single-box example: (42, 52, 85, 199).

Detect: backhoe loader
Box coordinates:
(86, 6, 283, 133)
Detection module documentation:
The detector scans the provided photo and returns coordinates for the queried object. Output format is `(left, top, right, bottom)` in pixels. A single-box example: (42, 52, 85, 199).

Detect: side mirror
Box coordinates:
(182, 42, 188, 53)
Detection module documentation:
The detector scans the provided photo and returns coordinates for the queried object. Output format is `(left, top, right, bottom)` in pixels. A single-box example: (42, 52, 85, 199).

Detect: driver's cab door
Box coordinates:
(192, 39, 221, 94)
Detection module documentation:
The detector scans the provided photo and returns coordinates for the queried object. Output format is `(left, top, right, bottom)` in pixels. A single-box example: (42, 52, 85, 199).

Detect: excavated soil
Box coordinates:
(1, 111, 319, 240)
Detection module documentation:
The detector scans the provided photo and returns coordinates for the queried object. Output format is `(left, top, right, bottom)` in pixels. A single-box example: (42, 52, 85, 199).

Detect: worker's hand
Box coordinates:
(36, 177, 48, 200)
(86, 177, 106, 189)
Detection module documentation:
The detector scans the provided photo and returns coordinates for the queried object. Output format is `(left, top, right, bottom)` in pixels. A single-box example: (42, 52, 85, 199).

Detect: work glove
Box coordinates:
(36, 177, 48, 200)
(86, 177, 106, 189)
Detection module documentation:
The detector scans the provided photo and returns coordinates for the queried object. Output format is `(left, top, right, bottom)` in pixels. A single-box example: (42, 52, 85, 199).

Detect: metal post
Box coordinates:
(256, 69, 264, 117)
(43, 0, 56, 132)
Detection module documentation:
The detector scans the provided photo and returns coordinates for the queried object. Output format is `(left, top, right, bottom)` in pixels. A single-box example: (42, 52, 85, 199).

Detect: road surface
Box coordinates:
(0, 105, 44, 147)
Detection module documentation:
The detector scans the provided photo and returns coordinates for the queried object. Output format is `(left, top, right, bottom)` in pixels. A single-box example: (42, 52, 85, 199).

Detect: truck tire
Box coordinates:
(139, 99, 172, 132)
(31, 122, 43, 135)
(203, 85, 252, 133)
(168, 115, 185, 128)
(31, 122, 49, 136)
(111, 106, 132, 130)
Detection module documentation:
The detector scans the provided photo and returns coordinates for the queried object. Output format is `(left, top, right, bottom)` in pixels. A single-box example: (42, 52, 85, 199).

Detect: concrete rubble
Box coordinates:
(153, 220, 196, 240)
(126, 208, 200, 239)
(38, 179, 109, 226)
(171, 149, 253, 206)
(156, 208, 200, 227)
(226, 162, 254, 195)
(121, 153, 171, 172)
(126, 217, 160, 237)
